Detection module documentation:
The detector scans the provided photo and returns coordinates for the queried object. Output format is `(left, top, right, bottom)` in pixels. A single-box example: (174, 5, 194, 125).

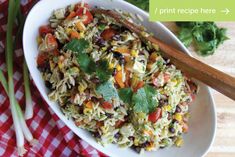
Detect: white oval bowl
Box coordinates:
(23, 0, 216, 156)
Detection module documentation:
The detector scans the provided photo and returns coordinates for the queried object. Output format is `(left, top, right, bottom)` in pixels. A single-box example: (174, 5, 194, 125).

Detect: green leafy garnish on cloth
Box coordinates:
(176, 22, 229, 56)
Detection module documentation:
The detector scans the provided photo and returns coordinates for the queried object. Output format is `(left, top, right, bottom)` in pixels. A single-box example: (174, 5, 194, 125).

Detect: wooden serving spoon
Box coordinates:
(92, 9, 235, 100)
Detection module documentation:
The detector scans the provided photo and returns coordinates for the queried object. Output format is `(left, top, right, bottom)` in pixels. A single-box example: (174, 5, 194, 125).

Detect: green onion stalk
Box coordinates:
(6, 0, 26, 155)
(23, 61, 34, 120)
(13, 0, 34, 120)
(4, 0, 36, 155)
(0, 70, 37, 146)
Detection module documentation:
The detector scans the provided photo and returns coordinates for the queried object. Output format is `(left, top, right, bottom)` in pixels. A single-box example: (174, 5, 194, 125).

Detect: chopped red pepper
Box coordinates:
(100, 28, 116, 40)
(39, 25, 53, 37)
(101, 101, 113, 109)
(148, 108, 162, 123)
(76, 8, 93, 25)
(37, 52, 48, 67)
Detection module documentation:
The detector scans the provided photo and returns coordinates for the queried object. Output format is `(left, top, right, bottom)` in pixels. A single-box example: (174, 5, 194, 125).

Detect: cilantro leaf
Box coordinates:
(118, 88, 133, 104)
(132, 85, 158, 113)
(96, 80, 119, 102)
(178, 28, 193, 47)
(192, 23, 228, 56)
(64, 38, 95, 74)
(64, 38, 89, 53)
(96, 60, 112, 82)
(77, 53, 96, 74)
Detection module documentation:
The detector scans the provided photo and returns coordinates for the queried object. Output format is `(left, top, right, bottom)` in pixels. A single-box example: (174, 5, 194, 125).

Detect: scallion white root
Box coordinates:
(0, 70, 38, 147)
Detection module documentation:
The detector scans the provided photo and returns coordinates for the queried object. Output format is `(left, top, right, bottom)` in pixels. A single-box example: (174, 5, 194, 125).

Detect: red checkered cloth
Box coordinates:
(0, 1, 106, 156)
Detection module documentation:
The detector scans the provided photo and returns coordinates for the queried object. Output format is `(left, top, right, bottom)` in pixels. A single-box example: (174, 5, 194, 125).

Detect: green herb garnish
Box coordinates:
(125, 0, 149, 12)
(132, 85, 158, 113)
(64, 38, 89, 53)
(96, 60, 112, 82)
(176, 22, 228, 56)
(118, 85, 158, 113)
(118, 88, 133, 104)
(77, 53, 96, 74)
(64, 39, 96, 74)
(96, 80, 119, 102)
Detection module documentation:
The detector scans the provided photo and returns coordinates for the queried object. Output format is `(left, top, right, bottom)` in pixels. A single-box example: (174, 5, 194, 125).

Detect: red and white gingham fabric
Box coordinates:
(0, 0, 106, 156)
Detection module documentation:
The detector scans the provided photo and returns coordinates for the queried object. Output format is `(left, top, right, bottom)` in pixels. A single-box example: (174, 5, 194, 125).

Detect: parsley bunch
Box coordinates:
(176, 22, 229, 56)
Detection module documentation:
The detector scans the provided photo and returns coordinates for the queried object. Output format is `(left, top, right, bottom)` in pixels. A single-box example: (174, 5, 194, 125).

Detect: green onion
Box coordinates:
(23, 43, 33, 120)
(13, 0, 34, 120)
(0, 69, 37, 146)
(6, 0, 26, 156)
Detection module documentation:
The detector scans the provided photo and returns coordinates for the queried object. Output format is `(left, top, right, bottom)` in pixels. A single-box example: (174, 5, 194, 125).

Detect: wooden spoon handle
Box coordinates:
(92, 9, 235, 100)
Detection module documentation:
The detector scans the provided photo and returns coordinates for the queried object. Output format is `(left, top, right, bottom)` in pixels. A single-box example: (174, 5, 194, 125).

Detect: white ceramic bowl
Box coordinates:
(23, 0, 216, 156)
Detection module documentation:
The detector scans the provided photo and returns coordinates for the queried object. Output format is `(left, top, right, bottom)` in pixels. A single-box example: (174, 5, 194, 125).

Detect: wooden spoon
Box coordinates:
(92, 9, 235, 100)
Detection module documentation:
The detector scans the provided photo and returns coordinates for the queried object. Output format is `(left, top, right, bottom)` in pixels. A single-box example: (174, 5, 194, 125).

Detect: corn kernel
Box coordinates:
(163, 105, 172, 111)
(174, 113, 182, 122)
(101, 47, 107, 52)
(83, 108, 92, 115)
(71, 67, 80, 73)
(175, 137, 184, 147)
(79, 31, 84, 38)
(66, 28, 72, 34)
(109, 63, 114, 69)
(131, 50, 138, 57)
(134, 139, 139, 145)
(58, 62, 63, 69)
(116, 64, 122, 71)
(101, 126, 108, 133)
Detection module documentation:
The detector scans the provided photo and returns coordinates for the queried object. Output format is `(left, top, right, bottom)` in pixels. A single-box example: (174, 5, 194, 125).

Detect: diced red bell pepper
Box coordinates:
(44, 33, 58, 52)
(76, 8, 93, 25)
(148, 108, 162, 123)
(37, 52, 48, 67)
(100, 28, 116, 40)
(39, 25, 53, 37)
(101, 101, 113, 109)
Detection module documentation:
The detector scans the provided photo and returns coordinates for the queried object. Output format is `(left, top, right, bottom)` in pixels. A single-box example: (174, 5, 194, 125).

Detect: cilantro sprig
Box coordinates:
(176, 22, 229, 56)
(96, 80, 119, 102)
(64, 38, 96, 74)
(64, 39, 112, 81)
(118, 85, 158, 113)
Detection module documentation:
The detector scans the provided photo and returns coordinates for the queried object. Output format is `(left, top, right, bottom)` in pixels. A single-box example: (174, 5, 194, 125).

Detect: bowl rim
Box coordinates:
(23, 0, 217, 156)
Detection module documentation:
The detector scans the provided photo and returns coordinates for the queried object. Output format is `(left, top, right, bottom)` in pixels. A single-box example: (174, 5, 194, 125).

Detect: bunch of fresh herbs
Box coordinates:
(176, 22, 229, 56)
